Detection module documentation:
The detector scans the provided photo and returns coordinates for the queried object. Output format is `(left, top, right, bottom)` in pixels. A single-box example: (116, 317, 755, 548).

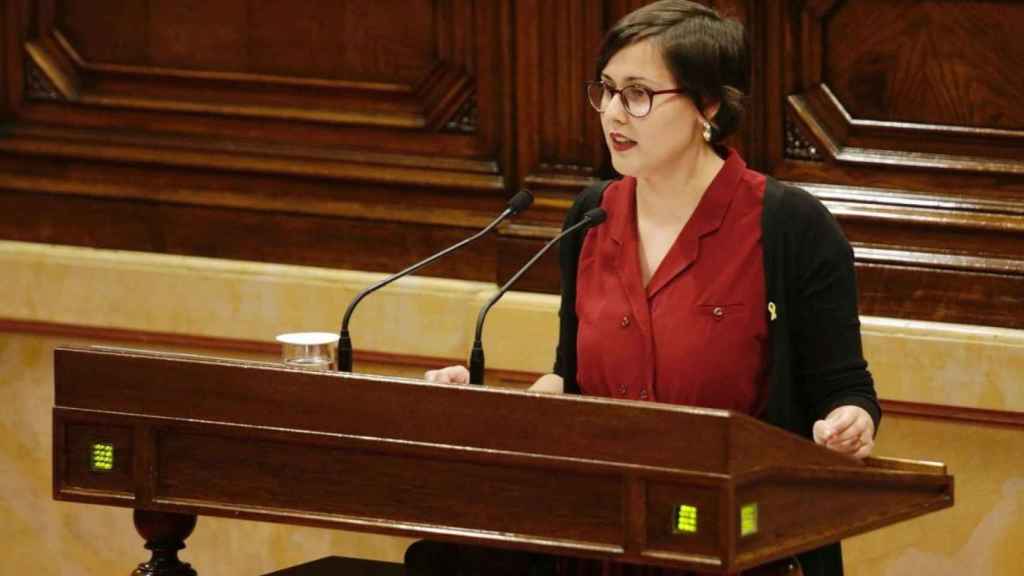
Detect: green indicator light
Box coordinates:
(675, 504, 698, 533)
(91, 443, 114, 472)
(740, 503, 758, 536)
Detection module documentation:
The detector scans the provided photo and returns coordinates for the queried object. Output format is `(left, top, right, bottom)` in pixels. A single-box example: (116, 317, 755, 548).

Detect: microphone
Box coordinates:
(337, 189, 534, 372)
(468, 207, 607, 385)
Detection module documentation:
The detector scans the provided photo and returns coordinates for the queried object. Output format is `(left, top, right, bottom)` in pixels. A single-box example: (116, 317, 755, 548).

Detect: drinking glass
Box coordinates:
(275, 332, 338, 371)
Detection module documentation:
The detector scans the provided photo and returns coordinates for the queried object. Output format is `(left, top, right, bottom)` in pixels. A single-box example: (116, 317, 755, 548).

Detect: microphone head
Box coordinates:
(507, 189, 534, 215)
(583, 207, 607, 227)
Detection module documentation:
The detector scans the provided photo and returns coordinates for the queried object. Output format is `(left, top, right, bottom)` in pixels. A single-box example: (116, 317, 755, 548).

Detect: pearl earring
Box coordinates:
(701, 120, 713, 142)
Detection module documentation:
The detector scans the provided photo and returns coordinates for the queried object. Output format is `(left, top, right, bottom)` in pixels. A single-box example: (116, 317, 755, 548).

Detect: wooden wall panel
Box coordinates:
(9, 0, 509, 172)
(514, 0, 604, 210)
(823, 2, 1024, 130)
(0, 0, 20, 118)
(57, 0, 438, 83)
(1, 0, 1023, 329)
(0, 0, 515, 285)
(0, 187, 497, 280)
(754, 0, 1024, 328)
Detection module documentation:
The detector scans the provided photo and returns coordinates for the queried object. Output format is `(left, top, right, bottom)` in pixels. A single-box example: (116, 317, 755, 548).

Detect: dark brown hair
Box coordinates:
(596, 0, 748, 142)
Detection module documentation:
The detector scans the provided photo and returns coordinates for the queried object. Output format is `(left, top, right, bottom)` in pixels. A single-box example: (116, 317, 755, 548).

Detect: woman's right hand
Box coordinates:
(423, 365, 470, 385)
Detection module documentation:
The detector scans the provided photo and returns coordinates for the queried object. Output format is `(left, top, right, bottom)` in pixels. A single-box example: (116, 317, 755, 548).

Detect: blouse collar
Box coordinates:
(607, 146, 746, 247)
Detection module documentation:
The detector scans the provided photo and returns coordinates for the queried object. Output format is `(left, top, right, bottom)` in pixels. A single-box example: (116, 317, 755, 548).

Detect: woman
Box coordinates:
(426, 2, 880, 574)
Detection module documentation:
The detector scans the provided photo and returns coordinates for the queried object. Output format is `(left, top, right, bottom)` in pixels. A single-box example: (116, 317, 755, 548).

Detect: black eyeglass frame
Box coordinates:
(584, 80, 689, 118)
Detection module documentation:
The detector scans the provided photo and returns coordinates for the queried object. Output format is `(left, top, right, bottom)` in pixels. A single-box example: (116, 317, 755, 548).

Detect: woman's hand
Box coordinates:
(423, 365, 470, 385)
(813, 405, 875, 459)
(529, 373, 564, 393)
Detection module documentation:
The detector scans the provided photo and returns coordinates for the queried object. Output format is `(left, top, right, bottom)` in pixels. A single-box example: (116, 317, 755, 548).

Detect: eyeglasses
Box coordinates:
(585, 80, 688, 118)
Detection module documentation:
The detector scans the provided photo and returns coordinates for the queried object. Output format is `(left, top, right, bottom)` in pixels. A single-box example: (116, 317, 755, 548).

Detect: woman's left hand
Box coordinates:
(812, 405, 875, 459)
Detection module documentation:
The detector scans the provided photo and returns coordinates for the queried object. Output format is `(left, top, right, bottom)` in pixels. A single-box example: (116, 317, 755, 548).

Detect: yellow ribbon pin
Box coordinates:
(768, 302, 777, 322)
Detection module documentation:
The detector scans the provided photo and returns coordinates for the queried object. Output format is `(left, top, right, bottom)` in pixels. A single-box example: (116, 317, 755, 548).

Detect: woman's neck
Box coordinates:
(635, 144, 725, 221)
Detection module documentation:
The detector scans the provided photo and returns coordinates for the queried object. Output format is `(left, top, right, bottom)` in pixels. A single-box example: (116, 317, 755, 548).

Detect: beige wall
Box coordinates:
(2, 240, 1022, 575)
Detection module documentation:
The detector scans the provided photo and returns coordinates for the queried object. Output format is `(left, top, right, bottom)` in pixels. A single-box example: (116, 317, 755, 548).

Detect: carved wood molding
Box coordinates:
(789, 1, 1024, 174)
(24, 38, 78, 100)
(803, 182, 1024, 217)
(853, 245, 1024, 275)
(21, 1, 489, 134)
(6, 1, 513, 208)
(0, 125, 506, 194)
(443, 94, 479, 134)
(855, 261, 1024, 329)
(789, 89, 1024, 175)
(24, 56, 62, 101)
(801, 181, 1024, 312)
(0, 188, 501, 281)
(806, 182, 1024, 269)
(12, 0, 512, 142)
(783, 115, 823, 161)
(0, 173, 503, 230)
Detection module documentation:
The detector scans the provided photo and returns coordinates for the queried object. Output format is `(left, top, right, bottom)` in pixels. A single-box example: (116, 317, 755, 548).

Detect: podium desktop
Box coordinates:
(52, 346, 953, 574)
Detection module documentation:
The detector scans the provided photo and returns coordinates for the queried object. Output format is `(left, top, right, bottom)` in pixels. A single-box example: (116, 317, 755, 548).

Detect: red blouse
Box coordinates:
(576, 148, 768, 415)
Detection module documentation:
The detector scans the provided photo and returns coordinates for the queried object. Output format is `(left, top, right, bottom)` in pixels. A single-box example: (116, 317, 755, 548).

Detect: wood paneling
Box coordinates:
(57, 0, 438, 83)
(515, 0, 605, 214)
(0, 187, 498, 279)
(26, 1, 487, 134)
(12, 0, 506, 166)
(823, 1, 1024, 130)
(0, 0, 19, 117)
(758, 0, 1024, 328)
(1, 0, 516, 287)
(1, 0, 1023, 328)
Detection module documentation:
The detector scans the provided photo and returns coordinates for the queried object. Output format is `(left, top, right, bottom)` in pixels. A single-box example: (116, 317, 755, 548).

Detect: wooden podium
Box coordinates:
(53, 346, 953, 574)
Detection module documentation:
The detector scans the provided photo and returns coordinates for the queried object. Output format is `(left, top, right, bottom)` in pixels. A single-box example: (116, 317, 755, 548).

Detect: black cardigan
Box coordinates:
(553, 176, 881, 576)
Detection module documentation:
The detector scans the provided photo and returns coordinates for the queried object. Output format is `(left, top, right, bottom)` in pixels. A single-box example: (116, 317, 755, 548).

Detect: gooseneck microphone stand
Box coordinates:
(469, 207, 607, 385)
(337, 190, 534, 373)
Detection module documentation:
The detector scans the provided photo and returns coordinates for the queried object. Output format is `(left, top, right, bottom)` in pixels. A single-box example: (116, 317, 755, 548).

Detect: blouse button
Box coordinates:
(712, 306, 725, 319)
(620, 315, 631, 328)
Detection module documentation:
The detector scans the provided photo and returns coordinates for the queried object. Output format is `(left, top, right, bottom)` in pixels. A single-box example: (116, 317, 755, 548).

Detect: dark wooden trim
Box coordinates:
(801, 182, 1024, 217)
(854, 262, 1024, 329)
(790, 6, 1024, 174)
(0, 156, 505, 227)
(0, 189, 506, 281)
(792, 89, 1024, 174)
(0, 317, 275, 353)
(515, 0, 604, 218)
(0, 124, 505, 193)
(1, 0, 27, 117)
(853, 246, 1024, 275)
(879, 400, 1024, 430)
(8, 318, 1024, 427)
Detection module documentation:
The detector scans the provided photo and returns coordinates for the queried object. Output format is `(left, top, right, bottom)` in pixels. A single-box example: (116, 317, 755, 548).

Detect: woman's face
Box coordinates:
(599, 40, 706, 180)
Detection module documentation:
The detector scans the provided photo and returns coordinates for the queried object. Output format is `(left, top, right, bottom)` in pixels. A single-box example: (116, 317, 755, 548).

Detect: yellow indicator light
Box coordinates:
(91, 443, 114, 472)
(740, 503, 758, 536)
(675, 504, 698, 533)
